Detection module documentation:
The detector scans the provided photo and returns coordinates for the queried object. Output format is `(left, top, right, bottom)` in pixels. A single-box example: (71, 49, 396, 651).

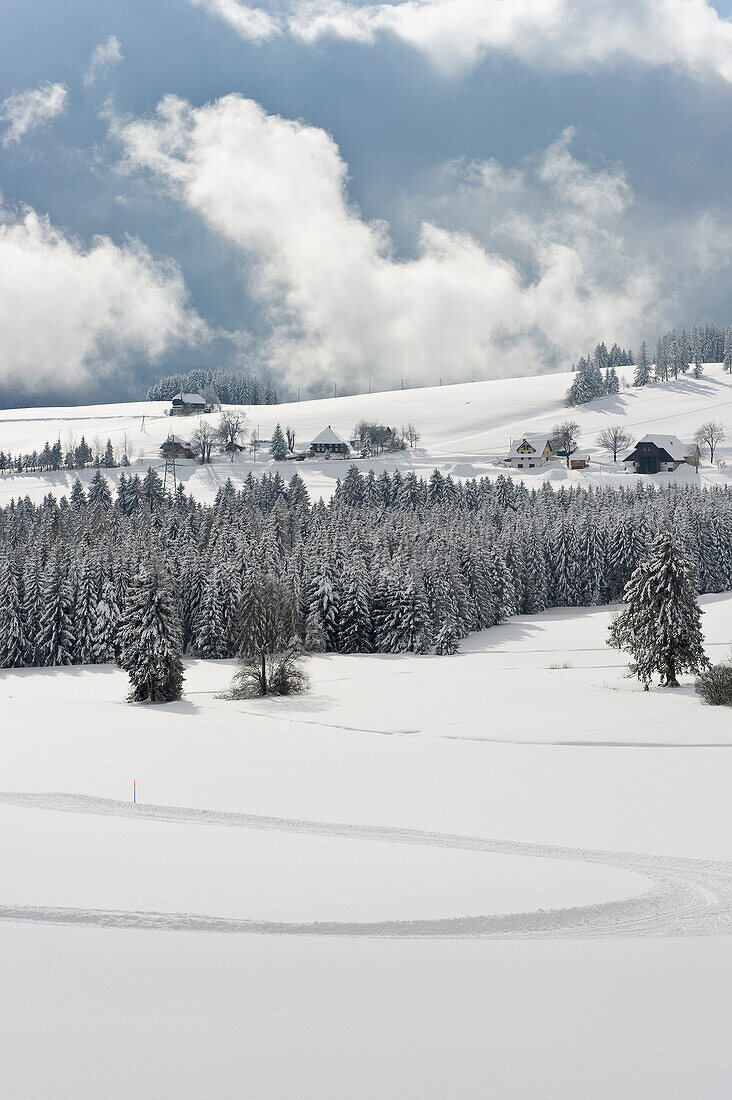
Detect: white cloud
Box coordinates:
(0, 200, 206, 394)
(189, 0, 281, 41)
(115, 94, 671, 391)
(290, 0, 732, 79)
(192, 0, 732, 81)
(83, 36, 124, 87)
(0, 82, 68, 147)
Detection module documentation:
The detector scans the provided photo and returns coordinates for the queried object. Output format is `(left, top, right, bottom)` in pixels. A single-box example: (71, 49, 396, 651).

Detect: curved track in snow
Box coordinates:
(2, 792, 732, 938)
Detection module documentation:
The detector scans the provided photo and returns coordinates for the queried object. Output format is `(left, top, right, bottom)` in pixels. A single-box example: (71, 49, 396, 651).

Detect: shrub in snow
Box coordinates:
(696, 662, 732, 706)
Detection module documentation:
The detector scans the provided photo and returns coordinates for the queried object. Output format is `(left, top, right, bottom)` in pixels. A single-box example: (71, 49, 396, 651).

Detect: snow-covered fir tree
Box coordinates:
(270, 422, 288, 461)
(608, 528, 709, 689)
(0, 556, 26, 668)
(118, 558, 185, 703)
(633, 341, 652, 386)
(36, 550, 75, 666)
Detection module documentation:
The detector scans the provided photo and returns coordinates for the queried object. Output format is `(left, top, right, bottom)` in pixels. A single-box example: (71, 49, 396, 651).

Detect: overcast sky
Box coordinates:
(3, 0, 732, 403)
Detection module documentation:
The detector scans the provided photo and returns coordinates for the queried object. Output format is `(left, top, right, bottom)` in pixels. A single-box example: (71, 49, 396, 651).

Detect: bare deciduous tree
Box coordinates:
(286, 426, 296, 452)
(595, 426, 634, 462)
(694, 420, 726, 464)
(119, 432, 136, 467)
(224, 576, 308, 698)
(551, 420, 581, 467)
(403, 423, 421, 448)
(250, 429, 260, 462)
(216, 411, 247, 460)
(192, 419, 215, 464)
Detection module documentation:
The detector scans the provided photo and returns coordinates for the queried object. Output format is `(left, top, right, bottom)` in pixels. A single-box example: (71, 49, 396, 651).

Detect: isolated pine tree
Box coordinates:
(118, 559, 184, 702)
(608, 528, 708, 689)
(270, 423, 288, 461)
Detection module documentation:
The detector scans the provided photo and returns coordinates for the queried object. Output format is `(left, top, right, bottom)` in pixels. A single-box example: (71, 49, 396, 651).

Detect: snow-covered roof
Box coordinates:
(507, 433, 552, 458)
(171, 392, 206, 404)
(571, 452, 590, 461)
(633, 434, 692, 462)
(161, 435, 192, 447)
(311, 426, 348, 446)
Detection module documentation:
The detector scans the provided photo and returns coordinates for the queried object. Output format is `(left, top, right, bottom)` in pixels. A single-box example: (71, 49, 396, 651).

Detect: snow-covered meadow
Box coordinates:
(0, 363, 731, 504)
(2, 592, 732, 1098)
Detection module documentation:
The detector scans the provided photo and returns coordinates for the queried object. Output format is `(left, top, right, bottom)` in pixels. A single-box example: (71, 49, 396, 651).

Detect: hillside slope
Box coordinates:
(0, 365, 730, 503)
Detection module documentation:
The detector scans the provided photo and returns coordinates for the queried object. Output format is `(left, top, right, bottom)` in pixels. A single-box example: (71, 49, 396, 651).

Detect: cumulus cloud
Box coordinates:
(0, 82, 68, 147)
(0, 200, 206, 394)
(189, 0, 280, 41)
(83, 36, 124, 86)
(114, 94, 671, 391)
(191, 0, 732, 81)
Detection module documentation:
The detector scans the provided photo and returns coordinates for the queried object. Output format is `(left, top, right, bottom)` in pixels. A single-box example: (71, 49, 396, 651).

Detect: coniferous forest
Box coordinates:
(145, 368, 278, 405)
(1, 466, 731, 670)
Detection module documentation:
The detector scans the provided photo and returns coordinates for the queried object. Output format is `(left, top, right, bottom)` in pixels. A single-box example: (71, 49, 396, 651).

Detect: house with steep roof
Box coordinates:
(170, 392, 207, 416)
(160, 435, 195, 459)
(309, 426, 350, 457)
(506, 433, 554, 470)
(623, 434, 698, 474)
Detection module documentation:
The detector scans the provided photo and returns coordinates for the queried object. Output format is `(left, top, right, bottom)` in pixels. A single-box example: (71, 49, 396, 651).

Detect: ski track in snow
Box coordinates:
(2, 792, 732, 939)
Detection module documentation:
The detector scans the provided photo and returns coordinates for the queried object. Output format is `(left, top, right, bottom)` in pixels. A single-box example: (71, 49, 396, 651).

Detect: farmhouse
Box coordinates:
(309, 426, 350, 457)
(623, 435, 698, 475)
(570, 452, 591, 470)
(170, 393, 206, 416)
(160, 435, 195, 460)
(506, 434, 553, 469)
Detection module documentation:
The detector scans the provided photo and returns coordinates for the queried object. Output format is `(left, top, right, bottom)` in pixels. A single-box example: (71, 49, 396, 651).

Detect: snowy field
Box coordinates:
(0, 364, 731, 503)
(2, 593, 732, 1098)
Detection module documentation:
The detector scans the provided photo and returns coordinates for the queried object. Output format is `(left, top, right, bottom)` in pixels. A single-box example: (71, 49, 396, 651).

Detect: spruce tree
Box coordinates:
(73, 563, 98, 663)
(723, 326, 732, 373)
(193, 571, 230, 658)
(36, 551, 75, 666)
(270, 423, 288, 461)
(118, 559, 185, 702)
(88, 470, 113, 511)
(608, 528, 708, 689)
(0, 557, 26, 668)
(339, 560, 373, 653)
(91, 577, 120, 662)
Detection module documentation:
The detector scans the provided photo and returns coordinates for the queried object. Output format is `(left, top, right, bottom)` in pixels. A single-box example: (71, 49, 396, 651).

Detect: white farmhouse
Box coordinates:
(506, 434, 553, 470)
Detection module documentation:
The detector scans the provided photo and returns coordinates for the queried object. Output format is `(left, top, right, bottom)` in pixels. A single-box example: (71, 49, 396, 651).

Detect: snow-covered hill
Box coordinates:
(1, 365, 731, 503)
(2, 593, 732, 1098)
